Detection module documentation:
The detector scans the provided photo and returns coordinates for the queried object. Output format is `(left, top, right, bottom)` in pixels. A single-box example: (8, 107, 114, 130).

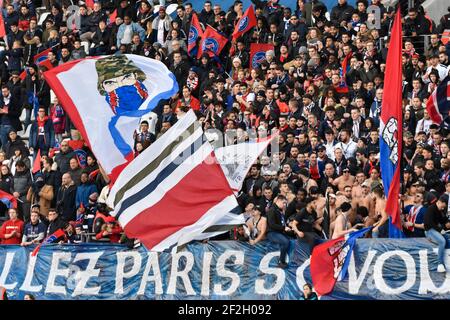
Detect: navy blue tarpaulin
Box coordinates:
(0, 239, 448, 300)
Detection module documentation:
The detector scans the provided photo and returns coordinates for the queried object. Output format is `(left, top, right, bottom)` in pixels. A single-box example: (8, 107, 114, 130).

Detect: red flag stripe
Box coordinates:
(123, 153, 233, 249)
(32, 149, 41, 174)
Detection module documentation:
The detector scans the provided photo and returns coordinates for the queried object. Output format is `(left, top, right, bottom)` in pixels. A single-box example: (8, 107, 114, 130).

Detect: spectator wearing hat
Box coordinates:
(424, 194, 450, 272)
(151, 6, 172, 45)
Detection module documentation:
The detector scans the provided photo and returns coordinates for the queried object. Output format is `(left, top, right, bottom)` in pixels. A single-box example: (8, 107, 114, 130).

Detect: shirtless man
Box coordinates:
(332, 202, 361, 239)
(336, 185, 357, 224)
(333, 167, 355, 192)
(310, 186, 326, 219)
(352, 171, 367, 202)
(326, 193, 339, 236)
(371, 186, 389, 238)
(360, 180, 375, 224)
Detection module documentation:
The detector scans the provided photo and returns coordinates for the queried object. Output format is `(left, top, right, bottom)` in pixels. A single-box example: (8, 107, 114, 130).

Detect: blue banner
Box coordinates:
(0, 239, 449, 300)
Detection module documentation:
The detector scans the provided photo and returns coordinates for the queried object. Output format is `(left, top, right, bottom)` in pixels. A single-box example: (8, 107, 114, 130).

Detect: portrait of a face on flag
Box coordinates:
(44, 54, 178, 178)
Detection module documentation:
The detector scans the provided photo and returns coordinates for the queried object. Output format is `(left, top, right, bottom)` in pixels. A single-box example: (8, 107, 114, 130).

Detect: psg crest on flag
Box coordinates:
(252, 52, 266, 69)
(381, 117, 399, 164)
(188, 26, 199, 45)
(238, 16, 249, 32)
(203, 38, 219, 54)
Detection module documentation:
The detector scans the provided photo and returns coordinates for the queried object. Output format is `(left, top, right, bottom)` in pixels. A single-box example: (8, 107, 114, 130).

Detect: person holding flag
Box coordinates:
(230, 5, 257, 56)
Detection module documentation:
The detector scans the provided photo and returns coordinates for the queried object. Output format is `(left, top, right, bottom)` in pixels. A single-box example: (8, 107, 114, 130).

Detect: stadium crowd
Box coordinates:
(0, 0, 449, 270)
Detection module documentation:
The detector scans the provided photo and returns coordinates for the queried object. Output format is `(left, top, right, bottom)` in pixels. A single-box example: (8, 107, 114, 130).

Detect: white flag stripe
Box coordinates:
(189, 212, 246, 242)
(116, 142, 214, 227)
(149, 195, 239, 252)
(109, 126, 204, 214)
(107, 111, 197, 208)
(215, 138, 273, 192)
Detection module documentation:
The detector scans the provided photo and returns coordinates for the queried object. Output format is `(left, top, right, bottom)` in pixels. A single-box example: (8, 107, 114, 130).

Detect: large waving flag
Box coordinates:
(0, 190, 17, 209)
(379, 8, 404, 237)
(43, 54, 178, 181)
(106, 110, 239, 252)
(232, 5, 257, 41)
(426, 75, 450, 123)
(188, 13, 203, 57)
(214, 136, 274, 193)
(310, 227, 372, 296)
(250, 43, 274, 69)
(197, 26, 228, 59)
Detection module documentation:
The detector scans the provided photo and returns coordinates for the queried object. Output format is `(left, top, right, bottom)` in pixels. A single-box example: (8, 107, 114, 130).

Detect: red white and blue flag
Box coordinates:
(31, 228, 66, 257)
(43, 54, 178, 181)
(310, 227, 372, 296)
(426, 75, 450, 123)
(106, 110, 241, 252)
(232, 5, 257, 41)
(197, 26, 228, 59)
(34, 47, 54, 70)
(379, 8, 404, 237)
(250, 43, 273, 69)
(188, 13, 203, 57)
(0, 190, 17, 209)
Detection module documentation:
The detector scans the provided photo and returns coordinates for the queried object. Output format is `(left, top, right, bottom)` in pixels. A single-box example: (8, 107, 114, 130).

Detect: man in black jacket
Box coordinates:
(266, 194, 292, 268)
(0, 85, 22, 150)
(46, 208, 67, 242)
(56, 173, 77, 222)
(424, 194, 450, 273)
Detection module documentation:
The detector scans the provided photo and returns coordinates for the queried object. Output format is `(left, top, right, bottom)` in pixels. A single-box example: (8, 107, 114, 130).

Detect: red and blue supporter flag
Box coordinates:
(232, 5, 257, 41)
(250, 43, 273, 69)
(379, 8, 404, 238)
(0, 190, 17, 209)
(341, 52, 352, 78)
(31, 228, 66, 256)
(310, 227, 372, 296)
(426, 75, 450, 123)
(197, 26, 228, 59)
(188, 13, 203, 57)
(74, 149, 87, 168)
(34, 48, 54, 70)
